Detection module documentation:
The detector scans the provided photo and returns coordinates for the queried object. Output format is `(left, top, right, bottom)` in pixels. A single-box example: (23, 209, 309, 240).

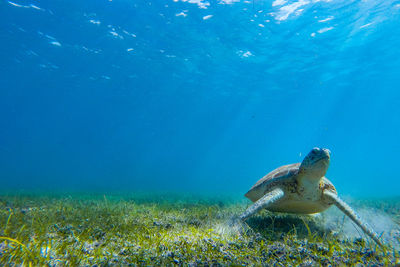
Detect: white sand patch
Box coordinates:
(321, 200, 400, 248)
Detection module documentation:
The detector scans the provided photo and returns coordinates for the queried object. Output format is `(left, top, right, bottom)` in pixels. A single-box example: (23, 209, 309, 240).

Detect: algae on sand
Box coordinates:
(0, 193, 399, 266)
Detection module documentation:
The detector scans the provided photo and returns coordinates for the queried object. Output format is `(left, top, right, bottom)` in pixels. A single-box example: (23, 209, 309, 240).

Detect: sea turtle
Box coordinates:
(238, 147, 381, 246)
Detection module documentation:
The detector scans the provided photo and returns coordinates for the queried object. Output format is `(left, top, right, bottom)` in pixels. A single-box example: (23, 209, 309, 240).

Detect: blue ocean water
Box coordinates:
(0, 0, 399, 197)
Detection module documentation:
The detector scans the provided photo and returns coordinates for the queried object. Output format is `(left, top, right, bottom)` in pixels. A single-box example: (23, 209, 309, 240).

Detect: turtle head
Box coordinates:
(299, 147, 330, 179)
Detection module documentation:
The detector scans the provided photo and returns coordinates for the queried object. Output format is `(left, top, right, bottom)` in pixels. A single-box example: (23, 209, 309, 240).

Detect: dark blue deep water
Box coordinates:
(1, 0, 400, 197)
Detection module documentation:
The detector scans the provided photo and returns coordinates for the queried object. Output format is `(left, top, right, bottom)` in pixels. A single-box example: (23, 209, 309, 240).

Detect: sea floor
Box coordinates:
(0, 192, 399, 266)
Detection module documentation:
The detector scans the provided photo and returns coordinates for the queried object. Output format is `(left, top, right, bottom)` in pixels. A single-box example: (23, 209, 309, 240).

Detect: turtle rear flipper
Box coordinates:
(323, 190, 382, 246)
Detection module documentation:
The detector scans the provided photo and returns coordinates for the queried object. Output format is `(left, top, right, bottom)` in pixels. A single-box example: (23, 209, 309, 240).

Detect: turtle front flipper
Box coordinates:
(323, 190, 382, 246)
(240, 188, 285, 221)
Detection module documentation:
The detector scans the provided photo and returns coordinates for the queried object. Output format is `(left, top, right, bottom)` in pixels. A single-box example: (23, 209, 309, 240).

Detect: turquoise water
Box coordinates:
(1, 0, 399, 197)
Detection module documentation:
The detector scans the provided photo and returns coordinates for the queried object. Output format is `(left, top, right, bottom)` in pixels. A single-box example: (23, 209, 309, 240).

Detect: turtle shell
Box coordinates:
(245, 163, 300, 202)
